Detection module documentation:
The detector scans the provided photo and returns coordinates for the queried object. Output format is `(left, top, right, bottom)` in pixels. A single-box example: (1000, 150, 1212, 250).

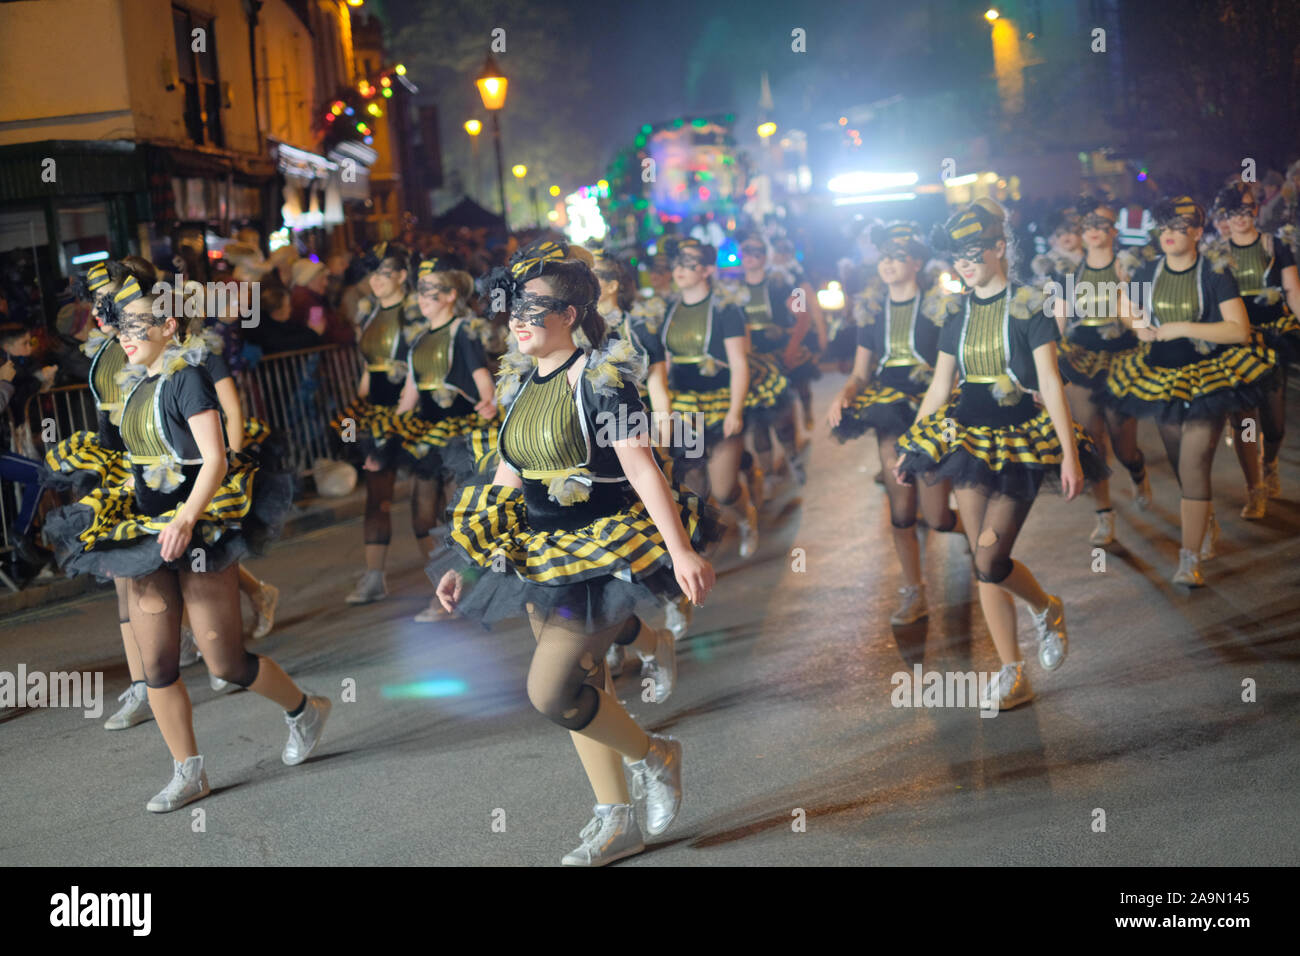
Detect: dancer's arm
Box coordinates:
(912, 351, 958, 422)
(158, 409, 228, 562)
(723, 336, 748, 437)
(396, 370, 417, 414)
(213, 377, 245, 453)
(1032, 343, 1083, 500)
(646, 362, 673, 446)
(828, 346, 875, 428)
(471, 367, 497, 419)
(1158, 297, 1249, 345)
(615, 439, 714, 605)
(1282, 264, 1300, 319)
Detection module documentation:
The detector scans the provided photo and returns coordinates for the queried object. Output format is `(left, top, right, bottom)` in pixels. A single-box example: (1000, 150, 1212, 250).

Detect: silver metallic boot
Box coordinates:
(626, 733, 683, 837)
(560, 804, 645, 866)
(1030, 595, 1068, 671)
(637, 628, 677, 703)
(345, 569, 387, 605)
(282, 695, 332, 766)
(146, 755, 210, 813)
(979, 662, 1034, 712)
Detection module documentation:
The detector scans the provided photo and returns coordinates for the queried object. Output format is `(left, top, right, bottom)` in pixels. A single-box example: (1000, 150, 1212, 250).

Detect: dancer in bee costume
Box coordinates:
(592, 251, 696, 665)
(657, 237, 761, 558)
(1048, 197, 1152, 546)
(1104, 195, 1275, 586)
(1030, 207, 1084, 287)
(431, 239, 721, 866)
(43, 276, 327, 812)
(769, 236, 827, 431)
(828, 222, 965, 625)
(43, 261, 149, 729)
(1208, 182, 1300, 515)
(729, 234, 807, 496)
(329, 242, 423, 605)
(896, 200, 1107, 711)
(391, 255, 498, 622)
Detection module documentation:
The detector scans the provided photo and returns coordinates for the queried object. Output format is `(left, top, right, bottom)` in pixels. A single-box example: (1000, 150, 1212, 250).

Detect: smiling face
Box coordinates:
(416, 274, 457, 322)
(876, 246, 922, 286)
(367, 262, 407, 300)
(1053, 228, 1083, 256)
(116, 299, 177, 367)
(952, 240, 1004, 287)
(510, 277, 576, 355)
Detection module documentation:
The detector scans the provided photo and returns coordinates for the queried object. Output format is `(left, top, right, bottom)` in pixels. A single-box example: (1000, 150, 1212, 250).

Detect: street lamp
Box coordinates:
(757, 122, 777, 140)
(475, 55, 509, 221)
(464, 120, 482, 201)
(985, 8, 999, 20)
(512, 164, 527, 179)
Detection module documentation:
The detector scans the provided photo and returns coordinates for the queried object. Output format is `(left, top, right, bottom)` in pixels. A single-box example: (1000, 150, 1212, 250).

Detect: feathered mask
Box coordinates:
(484, 238, 576, 322)
(1152, 195, 1206, 232)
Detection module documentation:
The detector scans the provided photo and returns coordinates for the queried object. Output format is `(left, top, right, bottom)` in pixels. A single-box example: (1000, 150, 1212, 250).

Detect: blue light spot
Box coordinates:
(381, 677, 470, 699)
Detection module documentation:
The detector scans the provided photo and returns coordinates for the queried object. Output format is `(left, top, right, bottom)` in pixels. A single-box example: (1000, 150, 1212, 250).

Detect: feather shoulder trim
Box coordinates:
(921, 282, 962, 326)
(494, 341, 536, 407)
(712, 281, 750, 308)
(853, 277, 886, 326)
(584, 334, 646, 397)
(629, 295, 667, 333)
(81, 327, 113, 358)
(1008, 284, 1046, 320)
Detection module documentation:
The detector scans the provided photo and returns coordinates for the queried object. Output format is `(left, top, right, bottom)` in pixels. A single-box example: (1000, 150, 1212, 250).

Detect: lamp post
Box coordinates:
(464, 119, 482, 201)
(475, 55, 509, 225)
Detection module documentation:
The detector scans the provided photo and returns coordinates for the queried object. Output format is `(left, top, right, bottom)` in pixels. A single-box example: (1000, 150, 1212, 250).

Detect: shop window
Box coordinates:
(173, 5, 224, 148)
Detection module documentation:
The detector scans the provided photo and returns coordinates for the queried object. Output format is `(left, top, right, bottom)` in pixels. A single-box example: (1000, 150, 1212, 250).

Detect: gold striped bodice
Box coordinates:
(90, 337, 127, 411)
(359, 304, 403, 372)
(501, 364, 587, 476)
(961, 294, 1008, 382)
(120, 377, 170, 462)
(1151, 264, 1201, 325)
(743, 281, 775, 331)
(1075, 258, 1121, 325)
(411, 323, 452, 390)
(665, 300, 709, 360)
(1230, 238, 1270, 295)
(883, 298, 920, 366)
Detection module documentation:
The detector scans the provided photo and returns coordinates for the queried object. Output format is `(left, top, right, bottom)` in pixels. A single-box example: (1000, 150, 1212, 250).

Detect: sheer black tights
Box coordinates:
(1156, 415, 1224, 501)
(128, 564, 257, 689)
(364, 469, 396, 545)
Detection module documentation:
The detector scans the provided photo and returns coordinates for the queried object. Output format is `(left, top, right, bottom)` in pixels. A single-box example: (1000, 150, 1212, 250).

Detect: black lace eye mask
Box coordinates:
(1080, 213, 1115, 231)
(510, 291, 570, 327)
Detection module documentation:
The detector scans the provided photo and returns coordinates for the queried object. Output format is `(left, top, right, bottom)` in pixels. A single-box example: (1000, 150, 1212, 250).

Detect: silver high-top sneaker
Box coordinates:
(890, 585, 928, 626)
(104, 683, 152, 731)
(560, 804, 645, 866)
(738, 502, 760, 559)
(283, 696, 332, 766)
(664, 595, 693, 640)
(1172, 547, 1204, 588)
(1263, 461, 1281, 499)
(146, 755, 210, 813)
(1089, 510, 1116, 545)
(178, 626, 201, 667)
(980, 662, 1034, 713)
(637, 628, 677, 703)
(626, 733, 683, 836)
(251, 582, 280, 639)
(1132, 471, 1152, 510)
(1030, 595, 1068, 671)
(1200, 510, 1220, 561)
(345, 569, 387, 605)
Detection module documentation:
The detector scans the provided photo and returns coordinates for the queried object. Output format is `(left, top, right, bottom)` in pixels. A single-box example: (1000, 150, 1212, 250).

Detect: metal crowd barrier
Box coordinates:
(1, 345, 363, 585)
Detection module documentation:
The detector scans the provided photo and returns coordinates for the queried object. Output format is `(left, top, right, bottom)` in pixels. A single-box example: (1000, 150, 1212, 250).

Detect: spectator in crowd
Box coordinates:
(249, 285, 323, 356)
(49, 292, 94, 385)
(1258, 170, 1289, 232)
(290, 259, 352, 346)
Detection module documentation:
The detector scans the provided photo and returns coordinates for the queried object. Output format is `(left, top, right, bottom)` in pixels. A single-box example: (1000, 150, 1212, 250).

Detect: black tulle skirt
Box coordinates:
(428, 473, 724, 633)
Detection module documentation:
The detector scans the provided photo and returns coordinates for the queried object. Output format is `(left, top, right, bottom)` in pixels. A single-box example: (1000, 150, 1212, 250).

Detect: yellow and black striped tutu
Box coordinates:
(744, 351, 792, 416)
(1104, 337, 1276, 424)
(393, 410, 496, 479)
(329, 398, 406, 468)
(44, 430, 131, 497)
(432, 479, 723, 631)
(897, 399, 1108, 501)
(1258, 311, 1300, 365)
(831, 385, 919, 443)
(43, 453, 293, 581)
(441, 418, 502, 484)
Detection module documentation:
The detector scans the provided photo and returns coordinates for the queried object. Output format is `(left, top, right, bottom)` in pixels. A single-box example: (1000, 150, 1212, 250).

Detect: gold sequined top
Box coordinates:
(501, 357, 587, 476)
(89, 336, 127, 412)
(359, 303, 404, 372)
(1150, 263, 1201, 325)
(882, 298, 921, 367)
(743, 281, 776, 332)
(665, 299, 709, 360)
(410, 322, 453, 391)
(1229, 237, 1271, 295)
(1074, 258, 1122, 326)
(960, 293, 1009, 382)
(120, 377, 171, 463)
